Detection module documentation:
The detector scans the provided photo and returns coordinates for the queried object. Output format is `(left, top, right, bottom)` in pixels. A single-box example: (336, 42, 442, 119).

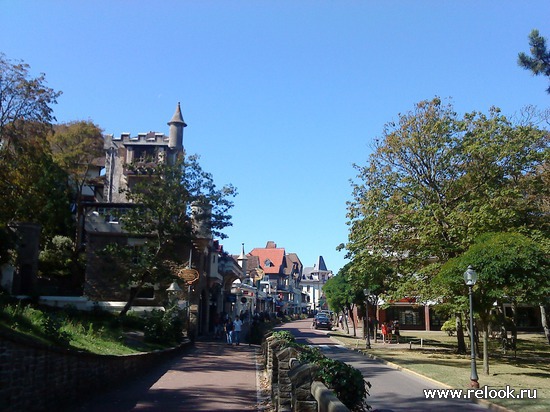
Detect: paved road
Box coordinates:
(276, 319, 488, 412)
(73, 339, 259, 411)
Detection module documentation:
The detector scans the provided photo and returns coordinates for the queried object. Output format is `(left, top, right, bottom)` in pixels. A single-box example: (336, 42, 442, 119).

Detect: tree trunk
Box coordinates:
(511, 300, 518, 342)
(456, 313, 467, 354)
(482, 322, 489, 375)
(540, 305, 550, 344)
(120, 285, 141, 317)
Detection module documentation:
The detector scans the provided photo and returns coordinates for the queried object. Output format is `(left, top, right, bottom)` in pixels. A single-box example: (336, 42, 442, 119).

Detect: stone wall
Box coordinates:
(0, 329, 191, 411)
(263, 335, 349, 412)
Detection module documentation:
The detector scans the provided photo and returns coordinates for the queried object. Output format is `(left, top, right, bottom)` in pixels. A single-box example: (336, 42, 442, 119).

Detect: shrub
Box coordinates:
(298, 346, 370, 411)
(441, 319, 457, 336)
(143, 307, 184, 344)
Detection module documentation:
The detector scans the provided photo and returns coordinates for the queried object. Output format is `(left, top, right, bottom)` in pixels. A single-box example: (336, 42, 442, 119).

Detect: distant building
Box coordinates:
(247, 241, 305, 315)
(301, 256, 333, 312)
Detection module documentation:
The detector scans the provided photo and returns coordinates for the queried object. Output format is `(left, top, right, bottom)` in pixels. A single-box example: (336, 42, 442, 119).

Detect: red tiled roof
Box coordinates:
(249, 247, 286, 274)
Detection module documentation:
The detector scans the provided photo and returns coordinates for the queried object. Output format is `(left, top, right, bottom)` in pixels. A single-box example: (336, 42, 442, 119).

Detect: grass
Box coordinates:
(329, 329, 550, 412)
(0, 296, 173, 354)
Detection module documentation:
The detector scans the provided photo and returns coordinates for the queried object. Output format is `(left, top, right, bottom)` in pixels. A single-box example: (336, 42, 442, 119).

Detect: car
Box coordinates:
(314, 315, 332, 330)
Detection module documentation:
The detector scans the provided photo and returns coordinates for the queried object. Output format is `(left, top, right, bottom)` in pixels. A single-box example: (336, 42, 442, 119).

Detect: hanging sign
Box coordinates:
(177, 268, 199, 285)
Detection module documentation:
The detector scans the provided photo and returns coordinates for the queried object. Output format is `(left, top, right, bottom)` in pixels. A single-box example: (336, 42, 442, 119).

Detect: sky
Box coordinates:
(2, 1, 549, 274)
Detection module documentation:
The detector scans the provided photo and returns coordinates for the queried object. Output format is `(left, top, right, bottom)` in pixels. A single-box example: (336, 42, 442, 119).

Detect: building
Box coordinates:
(83, 103, 242, 338)
(301, 256, 333, 313)
(247, 241, 304, 315)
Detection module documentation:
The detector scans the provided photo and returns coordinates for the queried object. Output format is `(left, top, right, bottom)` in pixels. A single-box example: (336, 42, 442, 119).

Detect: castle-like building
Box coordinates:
(102, 103, 187, 202)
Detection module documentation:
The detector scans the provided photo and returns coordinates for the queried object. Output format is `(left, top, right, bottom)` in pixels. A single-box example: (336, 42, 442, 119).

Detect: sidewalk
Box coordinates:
(75, 337, 261, 411)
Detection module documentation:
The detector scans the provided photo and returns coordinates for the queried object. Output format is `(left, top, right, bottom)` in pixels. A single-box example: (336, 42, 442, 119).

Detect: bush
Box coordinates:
(143, 307, 184, 344)
(298, 345, 370, 411)
(441, 319, 456, 336)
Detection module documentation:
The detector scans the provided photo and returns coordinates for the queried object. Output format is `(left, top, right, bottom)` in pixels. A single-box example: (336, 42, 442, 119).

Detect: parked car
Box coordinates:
(313, 315, 332, 330)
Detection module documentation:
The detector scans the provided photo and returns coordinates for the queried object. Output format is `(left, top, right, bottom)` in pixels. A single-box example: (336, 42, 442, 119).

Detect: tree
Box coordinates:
(436, 232, 550, 374)
(518, 29, 550, 94)
(0, 121, 72, 241)
(0, 53, 61, 144)
(345, 98, 548, 350)
(104, 154, 237, 316)
(48, 121, 104, 248)
(0, 54, 69, 252)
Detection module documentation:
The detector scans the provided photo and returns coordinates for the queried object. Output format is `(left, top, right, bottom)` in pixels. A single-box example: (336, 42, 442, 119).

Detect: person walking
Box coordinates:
(225, 317, 234, 345)
(233, 315, 243, 345)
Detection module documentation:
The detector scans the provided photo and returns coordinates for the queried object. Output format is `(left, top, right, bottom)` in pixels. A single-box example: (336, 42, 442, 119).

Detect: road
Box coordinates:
(276, 319, 488, 412)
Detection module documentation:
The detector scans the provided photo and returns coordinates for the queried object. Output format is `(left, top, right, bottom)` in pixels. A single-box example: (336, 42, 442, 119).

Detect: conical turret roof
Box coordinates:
(168, 102, 187, 126)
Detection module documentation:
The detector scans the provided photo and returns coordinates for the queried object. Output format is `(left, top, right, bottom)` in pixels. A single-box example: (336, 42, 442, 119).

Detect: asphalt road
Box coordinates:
(276, 318, 488, 412)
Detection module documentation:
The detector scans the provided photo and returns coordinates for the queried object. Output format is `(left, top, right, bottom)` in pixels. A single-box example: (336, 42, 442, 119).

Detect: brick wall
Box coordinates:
(0, 329, 190, 411)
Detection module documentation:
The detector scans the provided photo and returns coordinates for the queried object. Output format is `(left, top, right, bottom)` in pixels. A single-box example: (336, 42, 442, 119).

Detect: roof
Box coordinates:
(248, 246, 286, 274)
(168, 102, 187, 126)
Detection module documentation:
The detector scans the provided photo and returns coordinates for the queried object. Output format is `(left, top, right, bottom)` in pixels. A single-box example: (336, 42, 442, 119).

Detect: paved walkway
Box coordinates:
(75, 338, 260, 412)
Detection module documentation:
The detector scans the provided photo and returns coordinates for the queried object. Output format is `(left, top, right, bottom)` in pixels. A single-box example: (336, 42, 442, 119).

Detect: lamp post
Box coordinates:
(166, 280, 182, 305)
(363, 288, 371, 349)
(464, 265, 479, 388)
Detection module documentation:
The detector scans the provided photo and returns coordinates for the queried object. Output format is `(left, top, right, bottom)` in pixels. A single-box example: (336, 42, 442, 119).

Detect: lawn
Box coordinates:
(329, 329, 550, 412)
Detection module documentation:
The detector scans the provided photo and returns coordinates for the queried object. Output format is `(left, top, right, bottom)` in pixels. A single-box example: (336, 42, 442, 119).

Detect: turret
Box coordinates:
(237, 243, 248, 277)
(167, 102, 187, 150)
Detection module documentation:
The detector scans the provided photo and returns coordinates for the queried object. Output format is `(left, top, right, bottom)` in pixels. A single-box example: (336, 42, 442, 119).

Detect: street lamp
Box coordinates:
(166, 280, 182, 304)
(463, 265, 479, 388)
(363, 288, 371, 349)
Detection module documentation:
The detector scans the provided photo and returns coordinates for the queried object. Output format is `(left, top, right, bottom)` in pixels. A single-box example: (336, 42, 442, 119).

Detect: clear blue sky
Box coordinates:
(2, 1, 549, 274)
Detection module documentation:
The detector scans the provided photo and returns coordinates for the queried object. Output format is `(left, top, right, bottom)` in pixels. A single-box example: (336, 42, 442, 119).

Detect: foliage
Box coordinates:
(48, 121, 104, 247)
(271, 330, 295, 345)
(298, 345, 371, 411)
(345, 97, 549, 305)
(39, 235, 82, 277)
(0, 52, 61, 140)
(436, 232, 550, 312)
(441, 319, 457, 336)
(0, 122, 73, 240)
(143, 307, 184, 344)
(436, 231, 550, 373)
(518, 29, 550, 94)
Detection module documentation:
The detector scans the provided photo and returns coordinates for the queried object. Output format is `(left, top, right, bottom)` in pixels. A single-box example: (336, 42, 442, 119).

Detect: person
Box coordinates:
(213, 312, 222, 339)
(338, 314, 344, 329)
(381, 322, 388, 344)
(393, 320, 400, 344)
(233, 315, 243, 345)
(225, 317, 234, 345)
(368, 318, 374, 339)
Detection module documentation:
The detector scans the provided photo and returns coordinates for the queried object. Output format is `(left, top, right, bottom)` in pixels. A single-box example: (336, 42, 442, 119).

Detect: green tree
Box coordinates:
(0, 53, 61, 144)
(436, 232, 550, 374)
(345, 98, 548, 350)
(518, 29, 550, 94)
(0, 54, 69, 253)
(48, 121, 105, 248)
(0, 122, 72, 241)
(104, 154, 237, 316)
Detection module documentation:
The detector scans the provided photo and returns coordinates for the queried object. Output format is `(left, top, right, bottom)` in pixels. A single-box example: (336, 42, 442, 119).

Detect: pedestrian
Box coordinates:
(225, 317, 234, 345)
(387, 322, 393, 343)
(233, 315, 243, 345)
(338, 314, 344, 329)
(381, 322, 388, 344)
(393, 320, 400, 344)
